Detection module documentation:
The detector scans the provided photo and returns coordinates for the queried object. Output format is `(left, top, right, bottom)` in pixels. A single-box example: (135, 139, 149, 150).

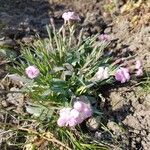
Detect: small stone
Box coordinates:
(109, 91, 125, 111)
(104, 27, 112, 34)
(143, 94, 150, 109)
(123, 115, 141, 130)
(147, 133, 150, 141)
(136, 137, 141, 142)
(22, 36, 34, 44)
(141, 130, 147, 136)
(107, 121, 123, 136)
(95, 131, 102, 140)
(1, 100, 8, 107)
(86, 116, 100, 131)
(6, 87, 24, 106)
(133, 129, 140, 134)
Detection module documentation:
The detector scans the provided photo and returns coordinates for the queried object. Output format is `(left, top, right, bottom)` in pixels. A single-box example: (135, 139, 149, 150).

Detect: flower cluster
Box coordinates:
(57, 101, 92, 127)
(25, 62, 143, 85)
(114, 60, 143, 83)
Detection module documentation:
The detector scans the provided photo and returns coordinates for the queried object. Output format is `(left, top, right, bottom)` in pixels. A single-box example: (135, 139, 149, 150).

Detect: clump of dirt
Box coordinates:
(102, 84, 150, 149)
(123, 103, 150, 150)
(0, 0, 53, 39)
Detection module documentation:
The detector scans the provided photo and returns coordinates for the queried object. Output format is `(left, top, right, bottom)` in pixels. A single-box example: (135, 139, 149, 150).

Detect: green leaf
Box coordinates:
(0, 48, 17, 60)
(26, 103, 54, 120)
(41, 89, 52, 97)
(52, 66, 65, 72)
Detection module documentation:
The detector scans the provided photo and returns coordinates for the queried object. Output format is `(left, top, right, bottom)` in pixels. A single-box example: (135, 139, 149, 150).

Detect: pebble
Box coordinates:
(22, 35, 34, 44)
(104, 27, 112, 34)
(1, 100, 8, 107)
(86, 116, 100, 131)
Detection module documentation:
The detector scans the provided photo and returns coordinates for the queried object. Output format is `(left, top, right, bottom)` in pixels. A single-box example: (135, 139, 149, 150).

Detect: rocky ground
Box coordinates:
(0, 0, 150, 149)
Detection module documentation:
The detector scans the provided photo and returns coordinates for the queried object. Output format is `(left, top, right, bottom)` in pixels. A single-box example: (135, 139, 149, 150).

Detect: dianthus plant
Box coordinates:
(12, 15, 116, 125)
(8, 12, 121, 149)
(9, 12, 144, 149)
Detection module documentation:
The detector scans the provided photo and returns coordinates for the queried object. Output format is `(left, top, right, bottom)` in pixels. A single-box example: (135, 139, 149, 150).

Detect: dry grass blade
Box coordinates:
(0, 123, 72, 150)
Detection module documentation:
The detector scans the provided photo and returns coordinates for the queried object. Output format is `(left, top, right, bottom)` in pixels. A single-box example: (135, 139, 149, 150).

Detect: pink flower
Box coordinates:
(25, 66, 40, 79)
(57, 102, 93, 127)
(94, 67, 109, 80)
(135, 60, 142, 69)
(98, 34, 110, 41)
(68, 109, 83, 127)
(62, 12, 81, 22)
(115, 67, 130, 83)
(136, 68, 143, 77)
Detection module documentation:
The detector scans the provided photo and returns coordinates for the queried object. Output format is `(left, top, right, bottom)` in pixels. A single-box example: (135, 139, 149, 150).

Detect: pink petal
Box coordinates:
(68, 118, 78, 127)
(95, 67, 105, 80)
(57, 117, 67, 127)
(135, 60, 142, 70)
(115, 70, 123, 81)
(73, 101, 84, 112)
(98, 34, 110, 41)
(70, 109, 80, 119)
(103, 67, 109, 79)
(115, 67, 130, 83)
(76, 115, 84, 124)
(136, 68, 143, 77)
(59, 108, 71, 118)
(83, 107, 92, 119)
(122, 68, 130, 81)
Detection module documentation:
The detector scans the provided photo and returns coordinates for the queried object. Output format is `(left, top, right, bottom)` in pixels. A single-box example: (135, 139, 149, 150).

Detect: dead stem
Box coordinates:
(0, 123, 72, 150)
